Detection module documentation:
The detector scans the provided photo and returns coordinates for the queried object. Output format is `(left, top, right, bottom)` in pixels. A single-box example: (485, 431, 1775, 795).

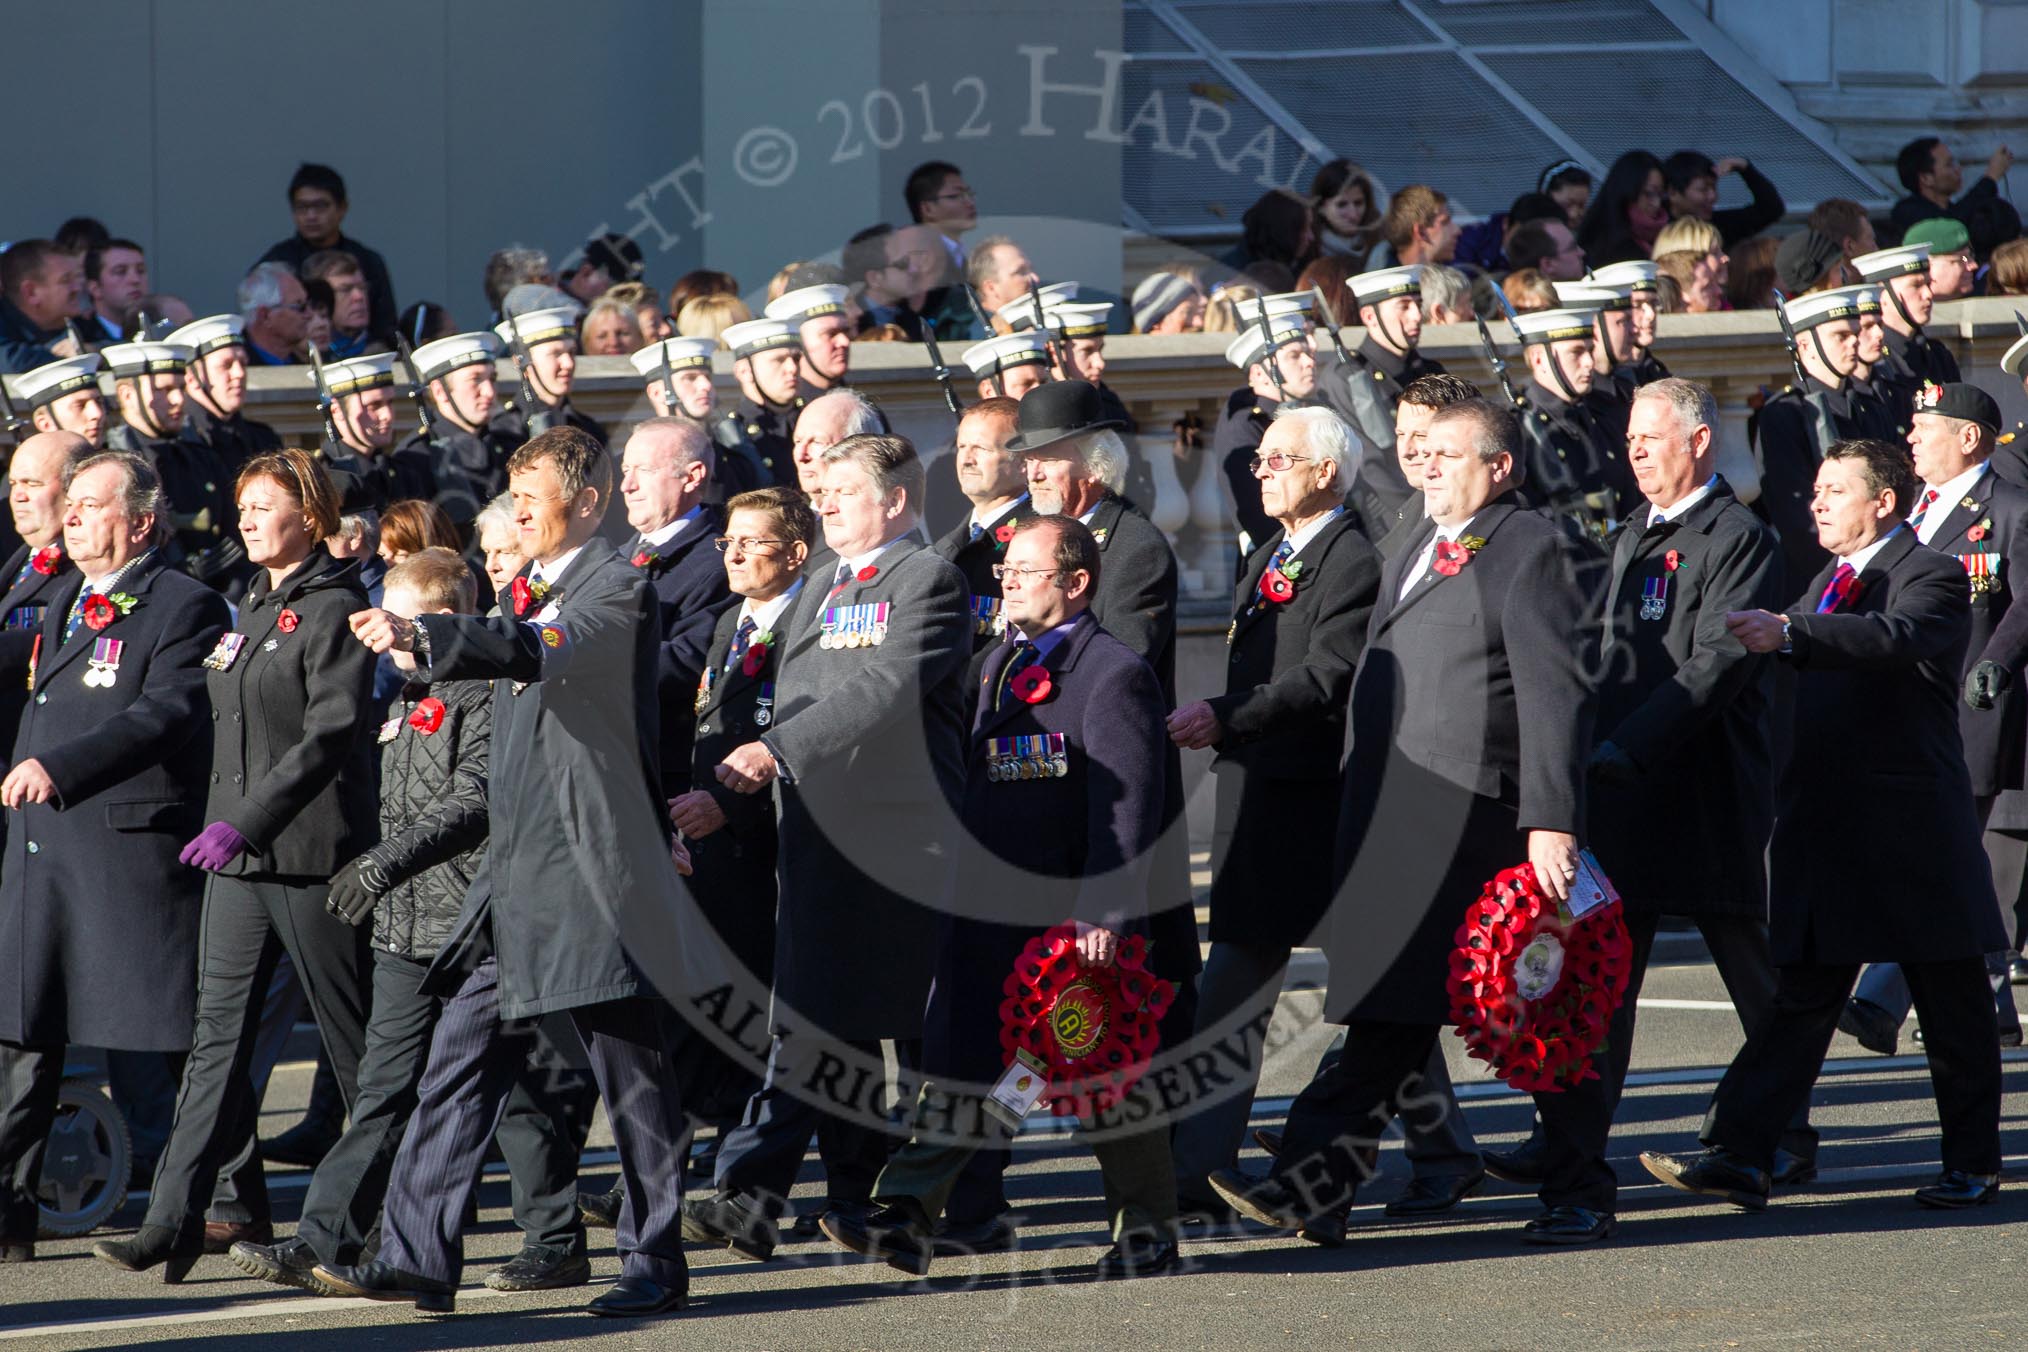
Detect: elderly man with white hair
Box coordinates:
(236, 262, 309, 366)
(789, 386, 888, 502)
(1168, 406, 1483, 1220)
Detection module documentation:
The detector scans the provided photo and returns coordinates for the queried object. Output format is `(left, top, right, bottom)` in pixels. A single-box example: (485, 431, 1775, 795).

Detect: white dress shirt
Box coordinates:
(1646, 475, 1719, 528)
(1399, 514, 1478, 602)
(1913, 463, 1988, 547)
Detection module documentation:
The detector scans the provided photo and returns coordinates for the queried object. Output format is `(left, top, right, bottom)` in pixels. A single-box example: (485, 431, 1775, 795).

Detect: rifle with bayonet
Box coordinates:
(1251, 298, 1289, 404)
(498, 319, 558, 433)
(304, 338, 340, 446)
(960, 284, 1005, 396)
(1309, 285, 1352, 365)
(1771, 289, 1840, 460)
(921, 322, 965, 422)
(395, 333, 440, 440)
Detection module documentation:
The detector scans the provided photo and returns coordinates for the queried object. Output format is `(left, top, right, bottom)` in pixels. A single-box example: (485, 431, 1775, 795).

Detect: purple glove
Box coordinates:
(180, 821, 249, 872)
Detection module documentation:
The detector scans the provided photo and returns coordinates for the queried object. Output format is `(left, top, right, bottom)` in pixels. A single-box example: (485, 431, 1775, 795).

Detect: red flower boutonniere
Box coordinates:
(276, 608, 299, 633)
(1261, 570, 1296, 604)
(1432, 535, 1485, 577)
(81, 592, 135, 632)
(1968, 518, 1992, 544)
(993, 523, 1016, 545)
(856, 564, 879, 582)
(631, 550, 659, 569)
(510, 577, 549, 617)
(741, 631, 774, 677)
(1664, 550, 1683, 572)
(407, 697, 446, 735)
(31, 545, 62, 575)
(1010, 665, 1053, 704)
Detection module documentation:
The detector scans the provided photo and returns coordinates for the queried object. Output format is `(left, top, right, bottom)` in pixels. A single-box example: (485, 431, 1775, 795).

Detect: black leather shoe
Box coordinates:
(1914, 1169, 2000, 1210)
(1298, 1208, 1348, 1248)
(93, 1225, 204, 1283)
(1771, 1149, 1818, 1187)
(578, 1182, 622, 1231)
(790, 1196, 873, 1240)
(587, 1274, 685, 1317)
(819, 1204, 932, 1277)
(228, 1237, 323, 1291)
(260, 1117, 341, 1169)
(1481, 1137, 1548, 1186)
(1838, 999, 1899, 1055)
(203, 1219, 273, 1255)
(0, 1242, 32, 1263)
(931, 1212, 1016, 1257)
(1251, 1128, 1283, 1157)
(310, 1260, 456, 1313)
(1207, 1168, 1322, 1234)
(680, 1190, 777, 1262)
(1640, 1148, 1770, 1212)
(485, 1247, 591, 1291)
(1096, 1232, 1179, 1278)
(1521, 1205, 1617, 1245)
(1385, 1169, 1485, 1217)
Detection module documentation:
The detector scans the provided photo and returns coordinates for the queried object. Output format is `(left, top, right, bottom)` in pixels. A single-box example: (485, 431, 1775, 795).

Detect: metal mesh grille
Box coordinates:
(1173, 0, 1435, 50)
(1424, 0, 1683, 45)
(1121, 58, 1292, 236)
(1235, 52, 1566, 216)
(1480, 49, 1884, 206)
(1124, 5, 1193, 53)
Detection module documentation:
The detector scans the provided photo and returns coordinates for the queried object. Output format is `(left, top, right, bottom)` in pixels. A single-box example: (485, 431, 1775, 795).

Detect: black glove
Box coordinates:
(1588, 740, 1641, 785)
(1965, 660, 2012, 711)
(325, 857, 389, 926)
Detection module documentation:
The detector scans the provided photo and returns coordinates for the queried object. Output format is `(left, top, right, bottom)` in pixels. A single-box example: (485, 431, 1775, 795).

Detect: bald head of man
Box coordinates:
(11, 429, 92, 552)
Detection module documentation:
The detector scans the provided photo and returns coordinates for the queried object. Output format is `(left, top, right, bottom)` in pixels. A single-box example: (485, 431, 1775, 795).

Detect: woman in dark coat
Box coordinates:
(95, 448, 377, 1281)
(1577, 150, 1668, 268)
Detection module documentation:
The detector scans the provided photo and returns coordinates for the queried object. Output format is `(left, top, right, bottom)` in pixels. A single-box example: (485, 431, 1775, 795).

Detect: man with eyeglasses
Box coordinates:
(845, 224, 971, 343)
(1214, 305, 1320, 559)
(1906, 216, 1981, 301)
(907, 159, 977, 275)
(257, 163, 398, 346)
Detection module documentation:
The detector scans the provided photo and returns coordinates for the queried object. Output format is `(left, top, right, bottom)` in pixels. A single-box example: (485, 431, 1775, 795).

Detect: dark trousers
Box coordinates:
(1275, 1019, 1617, 1213)
(0, 1042, 63, 1241)
(495, 1016, 598, 1253)
(144, 875, 371, 1233)
(1709, 959, 2002, 1173)
(711, 1031, 898, 1214)
(376, 958, 688, 1287)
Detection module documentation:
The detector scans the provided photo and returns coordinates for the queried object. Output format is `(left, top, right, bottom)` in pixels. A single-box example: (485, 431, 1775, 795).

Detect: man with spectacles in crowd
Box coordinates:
(906, 159, 978, 276)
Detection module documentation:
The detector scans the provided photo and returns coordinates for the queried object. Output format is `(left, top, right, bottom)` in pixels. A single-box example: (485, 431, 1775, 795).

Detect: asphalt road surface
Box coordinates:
(5, 926, 2024, 1352)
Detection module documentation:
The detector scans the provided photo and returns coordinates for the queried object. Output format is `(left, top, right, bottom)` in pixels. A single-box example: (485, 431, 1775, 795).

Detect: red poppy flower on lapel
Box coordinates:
(276, 608, 300, 633)
(631, 550, 658, 569)
(1968, 518, 1992, 544)
(856, 564, 879, 582)
(1664, 549, 1682, 572)
(81, 594, 117, 631)
(741, 638, 772, 677)
(407, 697, 446, 734)
(511, 577, 534, 616)
(1261, 570, 1296, 604)
(1433, 540, 1471, 576)
(993, 523, 1016, 544)
(31, 545, 62, 575)
(1010, 665, 1053, 704)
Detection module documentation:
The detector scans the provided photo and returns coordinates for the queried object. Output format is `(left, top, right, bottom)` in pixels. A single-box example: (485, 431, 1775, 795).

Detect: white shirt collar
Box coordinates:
(969, 493, 1029, 534)
(1915, 462, 1990, 544)
(642, 505, 706, 550)
(1281, 505, 1345, 558)
(843, 536, 903, 576)
(740, 576, 803, 632)
(530, 544, 586, 587)
(1840, 523, 1904, 576)
(1648, 475, 1719, 527)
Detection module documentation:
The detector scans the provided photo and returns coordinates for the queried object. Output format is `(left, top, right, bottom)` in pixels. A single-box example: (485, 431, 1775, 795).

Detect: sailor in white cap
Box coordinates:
(394, 331, 517, 531)
(720, 317, 806, 482)
(9, 353, 107, 447)
(1853, 242, 1960, 391)
(165, 314, 282, 473)
(1212, 312, 1320, 554)
(312, 353, 435, 511)
(1835, 285, 1907, 439)
(765, 282, 855, 397)
(1024, 297, 1156, 512)
(496, 307, 606, 444)
(1553, 280, 1642, 472)
(1511, 301, 1627, 538)
(1758, 288, 1898, 592)
(1587, 261, 1669, 386)
(101, 340, 247, 590)
(963, 330, 1053, 403)
(1314, 266, 1446, 466)
(630, 337, 770, 498)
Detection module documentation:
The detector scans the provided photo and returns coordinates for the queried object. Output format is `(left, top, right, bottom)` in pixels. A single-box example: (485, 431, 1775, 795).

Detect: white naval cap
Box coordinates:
(1551, 282, 1630, 312)
(317, 352, 398, 398)
(1509, 305, 1602, 346)
(721, 318, 801, 361)
(963, 331, 1051, 378)
(101, 341, 194, 379)
(2002, 312, 2028, 379)
(163, 313, 247, 358)
(494, 307, 580, 350)
(1035, 300, 1114, 338)
(995, 281, 1081, 328)
(631, 337, 718, 379)
(764, 284, 851, 326)
(1585, 260, 1659, 293)
(1224, 314, 1311, 371)
(1851, 244, 1931, 282)
(409, 332, 502, 384)
(1820, 283, 1883, 315)
(8, 353, 103, 409)
(1778, 288, 1865, 331)
(1347, 265, 1422, 306)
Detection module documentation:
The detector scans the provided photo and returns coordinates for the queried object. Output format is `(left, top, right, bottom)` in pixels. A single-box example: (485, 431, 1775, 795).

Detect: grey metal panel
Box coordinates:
(1425, 0, 1683, 45)
(1125, 3, 1194, 51)
(1172, 0, 1434, 50)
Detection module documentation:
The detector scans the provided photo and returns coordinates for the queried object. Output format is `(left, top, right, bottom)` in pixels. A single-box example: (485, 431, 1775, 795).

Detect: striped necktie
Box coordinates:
(1908, 487, 1939, 531)
(1815, 562, 1858, 614)
(61, 586, 96, 643)
(728, 615, 757, 665)
(994, 641, 1038, 712)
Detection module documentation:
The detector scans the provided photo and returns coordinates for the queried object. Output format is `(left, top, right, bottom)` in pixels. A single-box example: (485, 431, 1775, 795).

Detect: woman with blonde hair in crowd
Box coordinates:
(578, 293, 639, 356)
(1201, 282, 1261, 334)
(1501, 268, 1558, 314)
(676, 293, 753, 346)
(605, 281, 670, 346)
(1654, 216, 1730, 305)
(1989, 238, 2028, 296)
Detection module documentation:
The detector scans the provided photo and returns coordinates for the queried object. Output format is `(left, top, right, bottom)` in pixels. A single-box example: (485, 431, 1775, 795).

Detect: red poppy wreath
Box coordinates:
(999, 923, 1175, 1118)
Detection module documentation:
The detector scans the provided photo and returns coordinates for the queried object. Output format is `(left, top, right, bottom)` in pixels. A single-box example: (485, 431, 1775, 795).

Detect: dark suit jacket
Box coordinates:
(0, 544, 76, 739)
(1918, 466, 2028, 796)
(932, 495, 1037, 655)
(1205, 514, 1380, 947)
(1590, 480, 1783, 917)
(1772, 528, 2005, 964)
(759, 533, 970, 1038)
(0, 553, 227, 1049)
(630, 508, 737, 791)
(1212, 388, 1278, 550)
(1323, 495, 1598, 1024)
(1754, 379, 1892, 597)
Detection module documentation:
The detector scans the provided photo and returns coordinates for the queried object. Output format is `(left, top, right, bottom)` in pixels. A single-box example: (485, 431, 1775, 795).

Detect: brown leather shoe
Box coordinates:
(202, 1220, 274, 1255)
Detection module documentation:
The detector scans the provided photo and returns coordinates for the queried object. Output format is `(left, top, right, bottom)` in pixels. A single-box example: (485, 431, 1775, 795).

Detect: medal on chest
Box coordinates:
(82, 636, 124, 688)
(1639, 574, 1670, 621)
(753, 680, 775, 727)
(971, 595, 1004, 638)
(377, 714, 404, 744)
(987, 732, 1069, 782)
(1963, 550, 1999, 596)
(820, 601, 890, 650)
(694, 664, 717, 714)
(203, 632, 248, 671)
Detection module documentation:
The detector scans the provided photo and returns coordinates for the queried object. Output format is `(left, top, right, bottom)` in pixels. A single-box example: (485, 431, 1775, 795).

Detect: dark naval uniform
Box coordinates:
(932, 494, 1037, 657)
(104, 422, 244, 591)
(1753, 376, 1894, 595)
(1213, 391, 1287, 553)
(497, 398, 605, 446)
(318, 437, 439, 514)
(719, 396, 803, 492)
(184, 402, 282, 476)
(1517, 379, 1629, 541)
(1885, 324, 1961, 389)
(1320, 336, 1444, 458)
(395, 421, 523, 534)
(705, 415, 775, 498)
